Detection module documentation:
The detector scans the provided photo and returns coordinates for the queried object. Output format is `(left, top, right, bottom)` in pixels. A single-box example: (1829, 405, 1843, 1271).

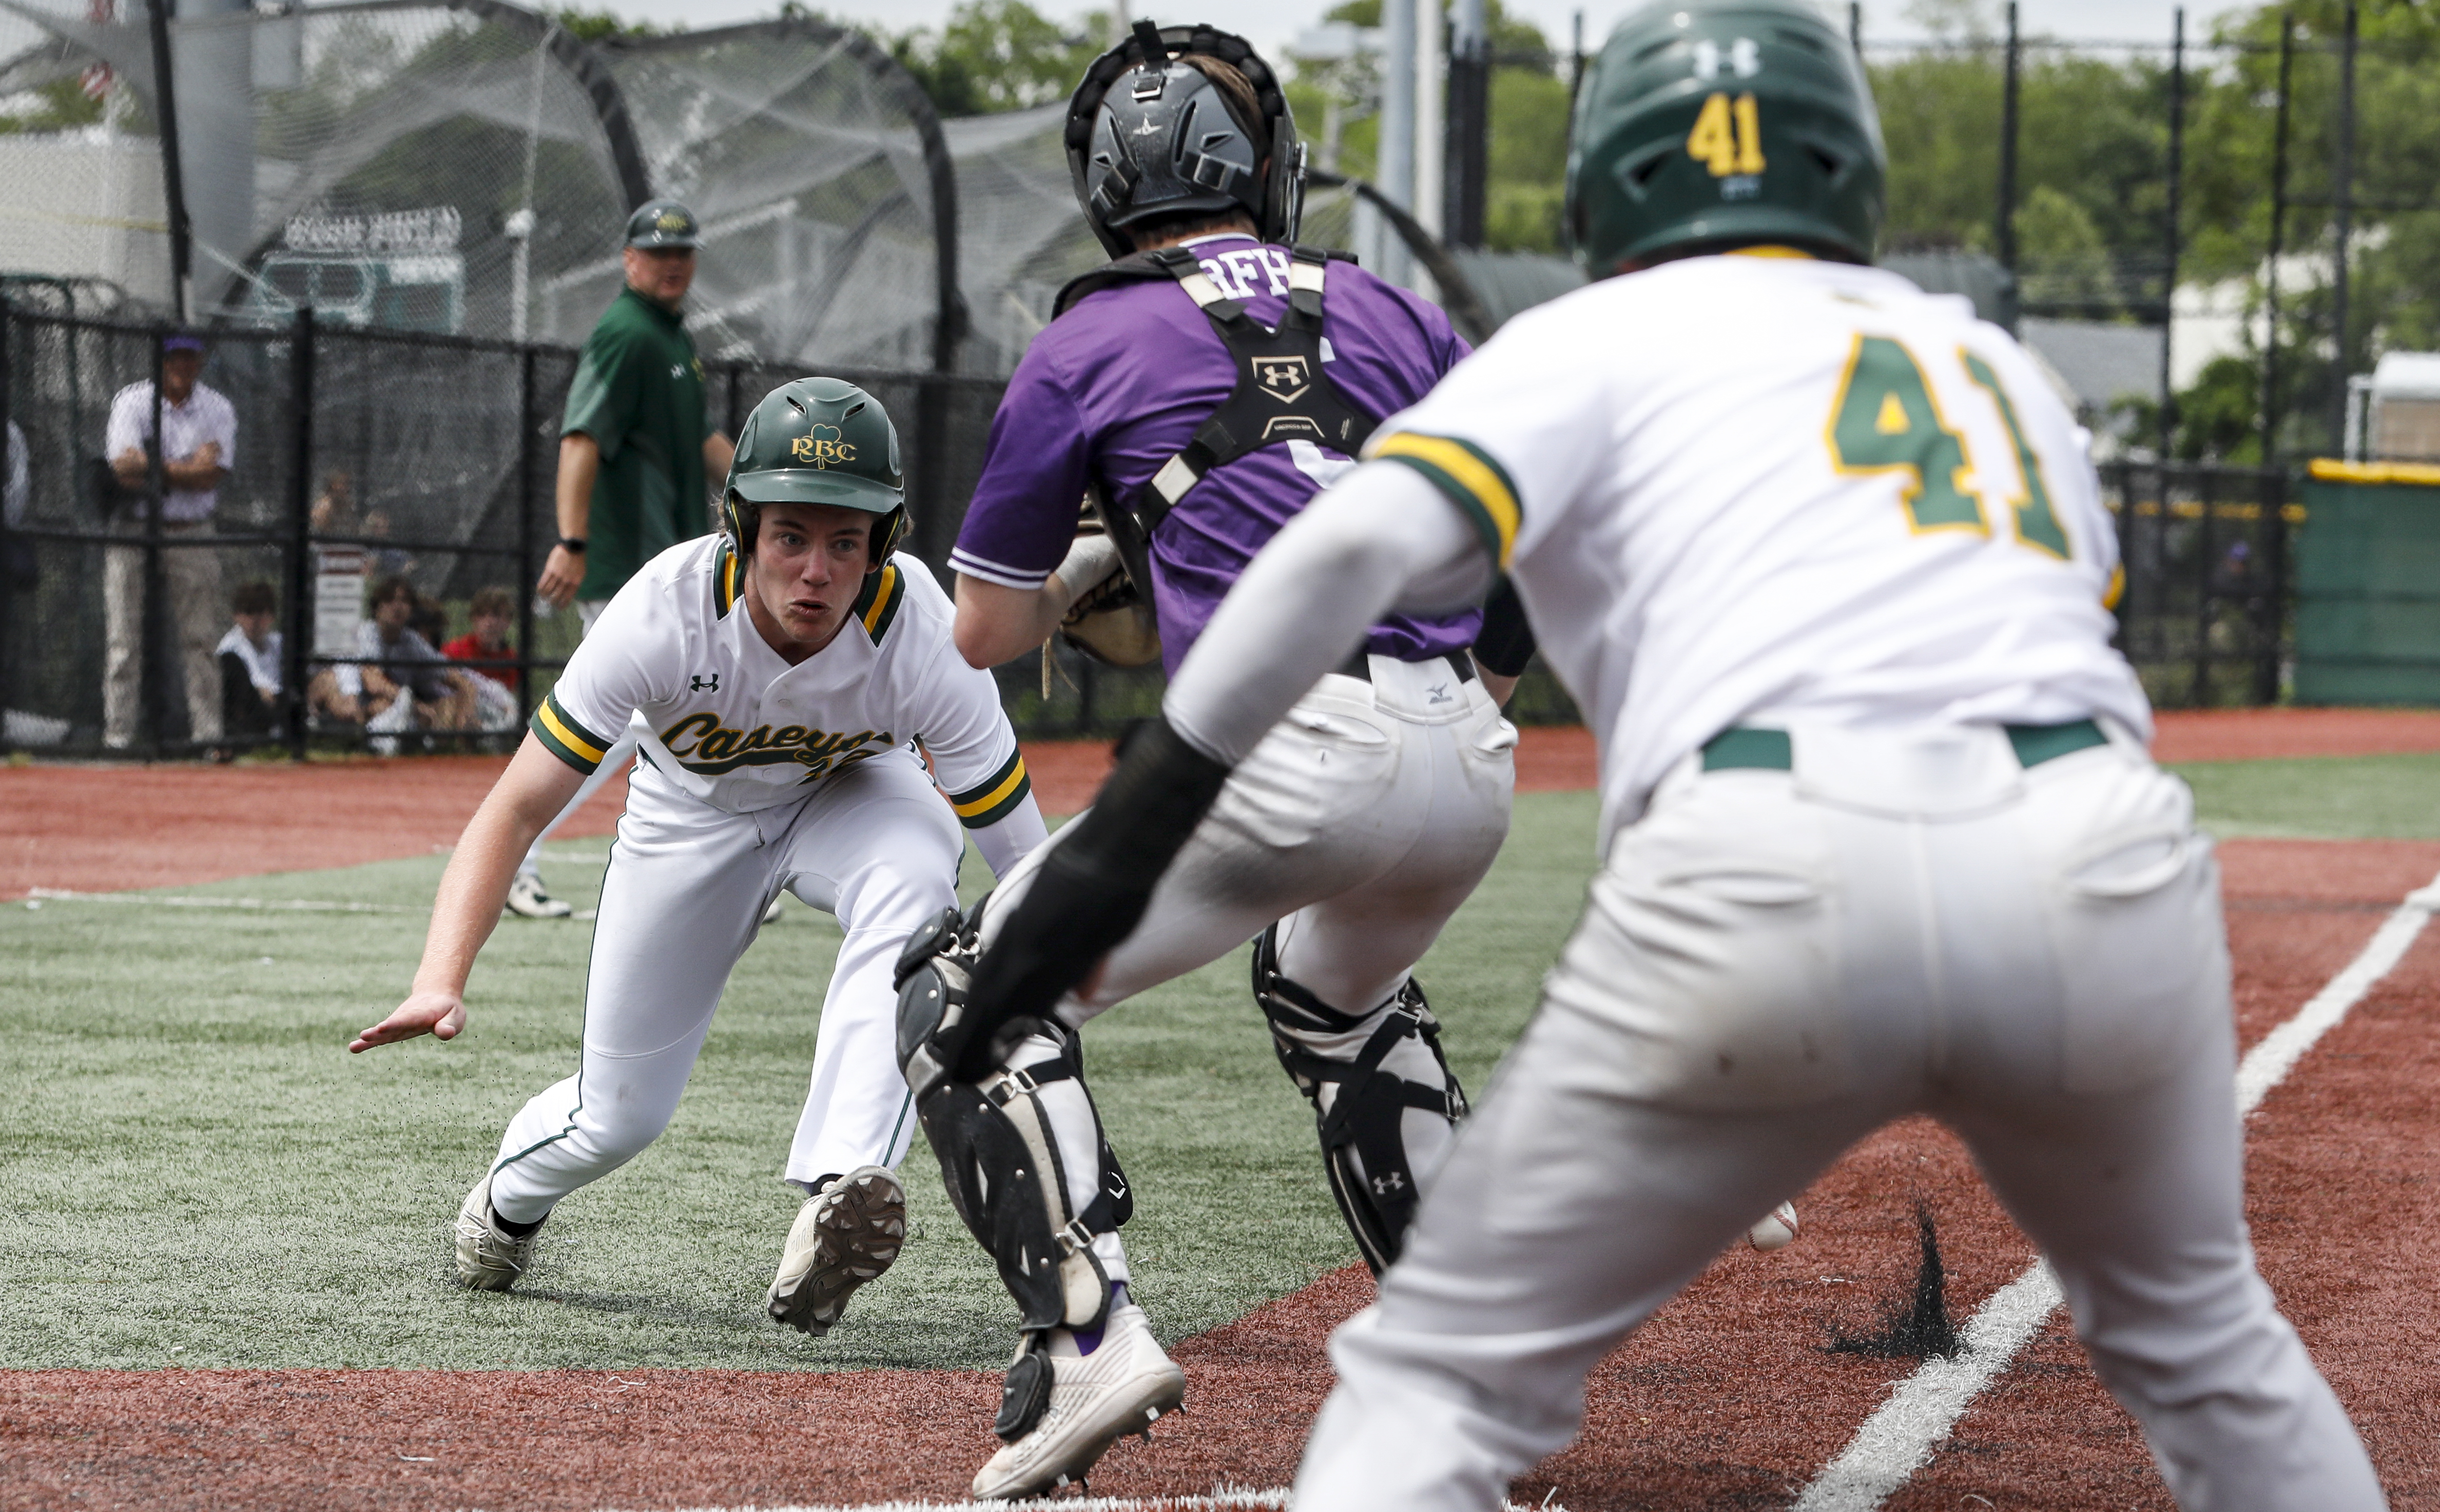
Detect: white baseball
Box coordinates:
(1747, 1200, 1800, 1252)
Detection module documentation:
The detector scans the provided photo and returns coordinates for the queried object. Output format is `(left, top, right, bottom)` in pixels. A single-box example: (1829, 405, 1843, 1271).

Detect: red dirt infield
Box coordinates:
(6, 711, 2437, 1510)
(6, 708, 2434, 903)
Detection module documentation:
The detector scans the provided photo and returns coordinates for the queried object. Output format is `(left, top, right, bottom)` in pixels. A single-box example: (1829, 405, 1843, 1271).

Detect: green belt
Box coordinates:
(1700, 720, 2107, 773)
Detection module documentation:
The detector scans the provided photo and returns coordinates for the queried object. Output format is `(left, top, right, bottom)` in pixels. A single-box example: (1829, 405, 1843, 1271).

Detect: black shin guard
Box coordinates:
(1251, 924, 1467, 1274)
(898, 904, 1134, 1439)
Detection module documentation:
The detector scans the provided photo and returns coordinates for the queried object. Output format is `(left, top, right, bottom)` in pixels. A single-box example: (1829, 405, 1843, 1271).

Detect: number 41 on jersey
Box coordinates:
(1826, 335, 2073, 560)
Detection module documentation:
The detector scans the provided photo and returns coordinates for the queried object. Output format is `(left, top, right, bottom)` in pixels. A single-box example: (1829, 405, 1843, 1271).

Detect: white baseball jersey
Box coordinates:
(1364, 253, 2151, 836)
(532, 534, 1034, 833)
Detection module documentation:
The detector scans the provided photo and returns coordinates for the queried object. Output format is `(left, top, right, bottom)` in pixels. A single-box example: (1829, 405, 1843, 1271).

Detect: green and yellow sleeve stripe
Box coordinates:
(1364, 431, 1522, 570)
(851, 563, 905, 644)
(531, 691, 611, 774)
(946, 748, 1031, 829)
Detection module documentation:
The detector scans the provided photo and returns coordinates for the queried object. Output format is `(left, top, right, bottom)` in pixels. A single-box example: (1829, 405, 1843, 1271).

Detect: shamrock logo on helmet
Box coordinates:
(791, 424, 856, 469)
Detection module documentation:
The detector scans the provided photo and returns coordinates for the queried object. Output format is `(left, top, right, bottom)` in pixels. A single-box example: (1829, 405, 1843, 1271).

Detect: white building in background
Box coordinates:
(0, 127, 171, 303)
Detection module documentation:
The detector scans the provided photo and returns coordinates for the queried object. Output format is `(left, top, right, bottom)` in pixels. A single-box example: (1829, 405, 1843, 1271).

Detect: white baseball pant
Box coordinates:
(1292, 723, 2386, 1512)
(981, 654, 1516, 1276)
(486, 748, 965, 1225)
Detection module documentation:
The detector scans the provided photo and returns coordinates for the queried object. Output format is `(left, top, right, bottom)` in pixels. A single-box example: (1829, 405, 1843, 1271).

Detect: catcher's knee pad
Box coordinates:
(1252, 924, 1468, 1275)
(897, 904, 1133, 1342)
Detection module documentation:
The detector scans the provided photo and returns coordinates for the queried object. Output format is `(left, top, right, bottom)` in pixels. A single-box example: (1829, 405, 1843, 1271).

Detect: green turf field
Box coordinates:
(2170, 751, 2440, 839)
(0, 793, 1597, 1373)
(3, 751, 2427, 1375)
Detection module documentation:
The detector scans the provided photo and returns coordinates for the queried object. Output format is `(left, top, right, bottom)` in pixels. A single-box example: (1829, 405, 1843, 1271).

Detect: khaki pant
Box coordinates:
(104, 522, 223, 747)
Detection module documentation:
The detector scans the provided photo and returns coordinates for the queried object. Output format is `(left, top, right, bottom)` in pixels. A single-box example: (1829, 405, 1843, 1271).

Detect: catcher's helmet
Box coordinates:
(1064, 20, 1305, 260)
(1566, 0, 1884, 276)
(724, 377, 906, 567)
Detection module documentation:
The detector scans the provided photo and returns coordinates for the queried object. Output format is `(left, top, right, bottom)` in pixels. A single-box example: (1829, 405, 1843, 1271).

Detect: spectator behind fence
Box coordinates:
(104, 330, 237, 750)
(216, 579, 283, 746)
(441, 586, 521, 732)
(6, 416, 30, 590)
(309, 470, 356, 535)
(306, 574, 474, 752)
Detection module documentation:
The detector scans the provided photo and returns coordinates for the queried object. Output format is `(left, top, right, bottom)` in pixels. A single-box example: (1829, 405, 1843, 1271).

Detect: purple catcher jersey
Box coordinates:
(951, 233, 1477, 676)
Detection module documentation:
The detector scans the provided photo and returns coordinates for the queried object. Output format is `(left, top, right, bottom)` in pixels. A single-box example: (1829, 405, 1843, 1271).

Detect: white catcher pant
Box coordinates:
(982, 655, 1517, 1277)
(1293, 723, 2386, 1512)
(487, 748, 964, 1225)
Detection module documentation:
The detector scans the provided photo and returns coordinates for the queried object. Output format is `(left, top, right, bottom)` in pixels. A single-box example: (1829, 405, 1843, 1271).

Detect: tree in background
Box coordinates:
(1285, 0, 1573, 255)
(886, 0, 1108, 117)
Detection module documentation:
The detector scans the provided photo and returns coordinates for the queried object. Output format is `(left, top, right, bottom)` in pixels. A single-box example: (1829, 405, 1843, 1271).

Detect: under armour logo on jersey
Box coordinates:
(1427, 682, 1453, 705)
(1371, 1171, 1407, 1196)
(690, 673, 720, 692)
(670, 363, 687, 379)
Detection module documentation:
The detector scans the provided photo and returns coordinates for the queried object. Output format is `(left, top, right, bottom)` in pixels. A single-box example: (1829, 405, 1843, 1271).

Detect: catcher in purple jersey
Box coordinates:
(892, 23, 1523, 1500)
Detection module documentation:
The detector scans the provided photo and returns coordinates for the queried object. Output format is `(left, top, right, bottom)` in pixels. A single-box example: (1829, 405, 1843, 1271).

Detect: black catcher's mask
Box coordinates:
(1063, 20, 1306, 260)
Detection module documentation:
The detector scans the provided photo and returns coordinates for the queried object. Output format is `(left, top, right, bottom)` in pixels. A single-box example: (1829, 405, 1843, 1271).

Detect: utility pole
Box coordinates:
(1445, 0, 1489, 248)
(2158, 7, 2184, 463)
(143, 0, 192, 321)
(1415, 0, 1446, 243)
(1996, 2, 2019, 276)
(2329, 0, 2357, 452)
(2261, 12, 2293, 466)
(1381, 0, 1417, 284)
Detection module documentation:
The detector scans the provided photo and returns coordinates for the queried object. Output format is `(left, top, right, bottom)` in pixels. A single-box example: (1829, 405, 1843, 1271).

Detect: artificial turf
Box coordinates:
(3, 747, 2420, 1374)
(2169, 751, 2440, 839)
(0, 793, 1597, 1373)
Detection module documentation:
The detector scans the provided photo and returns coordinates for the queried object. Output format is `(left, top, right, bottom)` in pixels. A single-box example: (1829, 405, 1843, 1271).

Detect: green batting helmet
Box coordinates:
(724, 377, 907, 568)
(1565, 0, 1885, 276)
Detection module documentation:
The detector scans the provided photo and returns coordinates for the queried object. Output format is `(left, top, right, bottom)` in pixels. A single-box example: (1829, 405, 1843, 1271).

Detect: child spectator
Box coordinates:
(215, 579, 283, 747)
(306, 575, 474, 751)
(443, 586, 521, 732)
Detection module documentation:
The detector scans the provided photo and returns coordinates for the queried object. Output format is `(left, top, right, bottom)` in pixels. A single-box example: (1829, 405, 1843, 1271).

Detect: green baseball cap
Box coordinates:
(625, 198, 700, 249)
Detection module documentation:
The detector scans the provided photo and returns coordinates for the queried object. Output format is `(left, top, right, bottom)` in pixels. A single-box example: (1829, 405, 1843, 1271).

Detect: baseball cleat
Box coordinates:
(761, 894, 787, 926)
(454, 1174, 545, 1290)
(1748, 1199, 1801, 1252)
(971, 1300, 1186, 1501)
(767, 1166, 906, 1335)
(505, 873, 573, 919)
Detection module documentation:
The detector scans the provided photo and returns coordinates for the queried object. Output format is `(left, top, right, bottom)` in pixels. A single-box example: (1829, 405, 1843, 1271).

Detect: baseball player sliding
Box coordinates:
(916, 2, 2390, 1508)
(353, 379, 1045, 1341)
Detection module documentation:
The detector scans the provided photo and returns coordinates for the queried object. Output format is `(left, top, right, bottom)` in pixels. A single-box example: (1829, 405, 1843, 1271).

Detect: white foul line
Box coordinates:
(591, 1494, 1566, 1512)
(24, 887, 417, 914)
(1793, 869, 2440, 1512)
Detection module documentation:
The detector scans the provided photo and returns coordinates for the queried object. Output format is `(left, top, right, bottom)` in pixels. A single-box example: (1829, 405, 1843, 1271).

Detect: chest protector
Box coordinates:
(1053, 242, 1379, 558)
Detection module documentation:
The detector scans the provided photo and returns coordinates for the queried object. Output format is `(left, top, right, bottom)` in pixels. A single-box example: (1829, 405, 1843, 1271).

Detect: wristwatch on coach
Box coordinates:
(557, 537, 587, 554)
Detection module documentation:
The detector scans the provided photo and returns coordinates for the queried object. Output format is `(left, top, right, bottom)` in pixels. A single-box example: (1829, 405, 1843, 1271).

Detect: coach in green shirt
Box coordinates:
(535, 199, 738, 618)
(516, 199, 737, 921)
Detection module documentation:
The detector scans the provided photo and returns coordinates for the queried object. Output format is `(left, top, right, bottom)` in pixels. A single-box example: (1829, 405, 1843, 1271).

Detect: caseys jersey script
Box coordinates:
(531, 534, 1031, 826)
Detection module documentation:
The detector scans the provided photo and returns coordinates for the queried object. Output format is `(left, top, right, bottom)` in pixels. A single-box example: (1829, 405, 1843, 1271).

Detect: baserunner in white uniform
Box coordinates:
(933, 4, 2389, 1508)
(352, 378, 1045, 1337)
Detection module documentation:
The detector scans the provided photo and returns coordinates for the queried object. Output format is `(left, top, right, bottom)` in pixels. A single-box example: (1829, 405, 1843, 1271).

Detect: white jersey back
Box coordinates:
(1365, 254, 2149, 838)
(533, 535, 1032, 828)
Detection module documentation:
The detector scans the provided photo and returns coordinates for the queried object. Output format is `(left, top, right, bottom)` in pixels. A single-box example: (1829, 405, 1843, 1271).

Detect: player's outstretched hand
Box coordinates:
(350, 990, 467, 1053)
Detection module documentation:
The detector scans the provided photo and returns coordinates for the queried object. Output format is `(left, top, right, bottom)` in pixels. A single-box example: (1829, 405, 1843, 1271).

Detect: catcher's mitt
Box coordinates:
(1056, 514, 1161, 668)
